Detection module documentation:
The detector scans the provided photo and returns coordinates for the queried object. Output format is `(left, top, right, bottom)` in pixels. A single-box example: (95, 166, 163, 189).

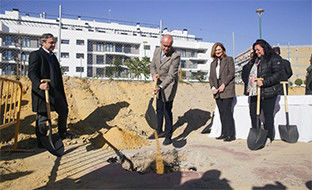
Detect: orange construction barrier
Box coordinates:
(0, 76, 22, 150)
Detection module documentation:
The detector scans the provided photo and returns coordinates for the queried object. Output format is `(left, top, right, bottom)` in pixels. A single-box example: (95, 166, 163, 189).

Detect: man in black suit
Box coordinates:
(28, 33, 74, 147)
(273, 46, 293, 94)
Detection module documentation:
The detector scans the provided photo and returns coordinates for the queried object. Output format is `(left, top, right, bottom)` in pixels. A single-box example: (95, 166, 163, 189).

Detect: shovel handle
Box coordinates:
(280, 81, 289, 113)
(153, 74, 159, 96)
(40, 79, 51, 120)
(255, 78, 263, 115)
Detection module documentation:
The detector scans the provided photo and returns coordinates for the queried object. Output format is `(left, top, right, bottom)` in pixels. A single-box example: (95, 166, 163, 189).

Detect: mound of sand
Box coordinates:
(89, 126, 150, 150)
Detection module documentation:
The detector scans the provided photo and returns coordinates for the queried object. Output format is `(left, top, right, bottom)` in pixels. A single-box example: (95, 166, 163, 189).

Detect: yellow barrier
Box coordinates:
(0, 76, 22, 150)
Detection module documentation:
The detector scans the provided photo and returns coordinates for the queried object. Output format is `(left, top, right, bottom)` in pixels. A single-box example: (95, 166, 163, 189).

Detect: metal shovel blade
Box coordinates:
(145, 97, 158, 130)
(247, 128, 268, 150)
(40, 133, 64, 157)
(278, 125, 299, 143)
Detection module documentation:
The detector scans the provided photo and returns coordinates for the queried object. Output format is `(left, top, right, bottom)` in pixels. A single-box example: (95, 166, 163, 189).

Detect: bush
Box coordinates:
(295, 78, 303, 86)
(289, 81, 293, 86)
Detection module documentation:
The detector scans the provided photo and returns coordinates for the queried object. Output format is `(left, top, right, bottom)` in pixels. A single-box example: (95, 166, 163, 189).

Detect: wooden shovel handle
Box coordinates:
(40, 79, 51, 120)
(153, 74, 159, 96)
(255, 78, 263, 115)
(280, 81, 289, 113)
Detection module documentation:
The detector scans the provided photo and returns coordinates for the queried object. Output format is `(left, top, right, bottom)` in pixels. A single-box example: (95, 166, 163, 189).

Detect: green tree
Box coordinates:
(111, 56, 124, 78)
(194, 70, 206, 82)
(124, 56, 150, 79)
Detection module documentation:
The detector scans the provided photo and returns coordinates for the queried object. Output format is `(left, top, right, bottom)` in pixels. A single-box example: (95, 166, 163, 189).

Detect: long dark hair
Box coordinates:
(252, 39, 275, 62)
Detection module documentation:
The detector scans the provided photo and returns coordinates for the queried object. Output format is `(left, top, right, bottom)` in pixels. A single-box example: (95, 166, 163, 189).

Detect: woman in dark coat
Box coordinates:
(209, 42, 236, 142)
(246, 39, 283, 145)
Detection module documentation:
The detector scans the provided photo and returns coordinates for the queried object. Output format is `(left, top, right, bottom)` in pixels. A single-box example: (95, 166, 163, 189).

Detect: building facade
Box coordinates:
(0, 9, 214, 81)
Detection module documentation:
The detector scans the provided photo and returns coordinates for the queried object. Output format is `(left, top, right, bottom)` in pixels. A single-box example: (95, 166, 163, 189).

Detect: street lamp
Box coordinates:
(256, 8, 264, 39)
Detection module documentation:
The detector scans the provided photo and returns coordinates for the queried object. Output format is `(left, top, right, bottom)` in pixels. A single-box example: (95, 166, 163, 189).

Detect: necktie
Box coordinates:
(161, 54, 166, 62)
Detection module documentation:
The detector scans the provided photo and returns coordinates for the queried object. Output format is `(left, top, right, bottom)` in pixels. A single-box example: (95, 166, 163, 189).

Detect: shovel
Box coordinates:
(278, 81, 299, 143)
(247, 78, 268, 150)
(144, 75, 164, 174)
(39, 79, 64, 157)
(145, 75, 159, 130)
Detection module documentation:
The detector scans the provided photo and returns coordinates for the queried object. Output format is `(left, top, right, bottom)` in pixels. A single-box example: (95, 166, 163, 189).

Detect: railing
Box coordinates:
(0, 76, 22, 150)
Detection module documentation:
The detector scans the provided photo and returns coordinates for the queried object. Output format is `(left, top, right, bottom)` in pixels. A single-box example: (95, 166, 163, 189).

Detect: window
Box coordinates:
(191, 50, 195, 57)
(96, 43, 104, 52)
(180, 61, 185, 68)
(61, 39, 69, 44)
(37, 39, 41, 47)
(106, 43, 113, 52)
(87, 53, 93, 65)
(96, 68, 104, 77)
(181, 50, 186, 57)
(115, 44, 122, 52)
(4, 36, 12, 45)
(76, 39, 84, 45)
(124, 44, 131, 53)
(144, 45, 150, 50)
(22, 38, 30, 47)
(61, 52, 69, 58)
(62, 66, 69, 72)
(3, 50, 13, 61)
(76, 67, 84, 72)
(96, 55, 104, 64)
(106, 55, 113, 64)
(21, 53, 29, 61)
(76, 53, 84, 59)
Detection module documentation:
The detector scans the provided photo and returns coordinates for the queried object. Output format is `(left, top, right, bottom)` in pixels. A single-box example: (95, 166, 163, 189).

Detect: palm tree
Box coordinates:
(124, 56, 150, 80)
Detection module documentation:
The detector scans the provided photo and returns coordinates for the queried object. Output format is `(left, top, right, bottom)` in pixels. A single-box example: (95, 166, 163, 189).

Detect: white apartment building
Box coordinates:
(0, 9, 214, 81)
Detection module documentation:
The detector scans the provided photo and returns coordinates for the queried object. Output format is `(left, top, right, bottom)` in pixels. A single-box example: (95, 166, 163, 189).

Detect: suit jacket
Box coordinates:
(281, 58, 293, 81)
(242, 60, 252, 96)
(150, 47, 180, 102)
(28, 47, 67, 112)
(209, 56, 235, 99)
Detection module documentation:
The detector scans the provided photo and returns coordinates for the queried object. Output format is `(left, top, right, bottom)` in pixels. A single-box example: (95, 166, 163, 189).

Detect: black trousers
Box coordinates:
(216, 97, 235, 137)
(156, 92, 173, 139)
(35, 96, 68, 139)
(249, 95, 277, 141)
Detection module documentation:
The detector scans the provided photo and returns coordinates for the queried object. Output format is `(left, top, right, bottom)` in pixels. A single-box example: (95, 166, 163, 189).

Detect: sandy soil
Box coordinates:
(0, 76, 311, 190)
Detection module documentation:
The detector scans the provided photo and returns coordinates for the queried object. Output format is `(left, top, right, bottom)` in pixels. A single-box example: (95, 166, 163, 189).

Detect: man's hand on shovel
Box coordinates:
(152, 74, 160, 95)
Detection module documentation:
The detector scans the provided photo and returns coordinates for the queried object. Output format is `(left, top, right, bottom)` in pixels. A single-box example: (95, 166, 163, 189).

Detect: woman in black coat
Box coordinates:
(246, 39, 283, 145)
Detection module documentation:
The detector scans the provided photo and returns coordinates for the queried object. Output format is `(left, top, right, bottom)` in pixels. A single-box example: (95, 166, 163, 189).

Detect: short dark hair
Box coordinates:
(272, 46, 281, 54)
(39, 33, 54, 43)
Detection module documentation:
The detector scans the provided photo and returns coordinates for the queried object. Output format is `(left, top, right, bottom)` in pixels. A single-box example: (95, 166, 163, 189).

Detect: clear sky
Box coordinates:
(1, 0, 311, 56)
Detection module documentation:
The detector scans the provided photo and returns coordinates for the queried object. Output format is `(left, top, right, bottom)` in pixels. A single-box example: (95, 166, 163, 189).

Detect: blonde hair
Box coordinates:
(210, 42, 227, 59)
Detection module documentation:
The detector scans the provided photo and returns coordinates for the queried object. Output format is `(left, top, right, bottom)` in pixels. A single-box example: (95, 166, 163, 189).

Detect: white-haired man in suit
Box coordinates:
(150, 34, 181, 145)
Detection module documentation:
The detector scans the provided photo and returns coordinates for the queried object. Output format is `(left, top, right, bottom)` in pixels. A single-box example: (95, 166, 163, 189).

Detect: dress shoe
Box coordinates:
(162, 138, 172, 146)
(216, 134, 226, 140)
(148, 132, 165, 139)
(60, 132, 76, 140)
(223, 136, 236, 142)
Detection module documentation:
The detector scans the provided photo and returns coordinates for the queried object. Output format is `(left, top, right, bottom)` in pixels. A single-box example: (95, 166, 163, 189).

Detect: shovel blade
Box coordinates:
(145, 97, 158, 130)
(40, 133, 64, 157)
(278, 125, 299, 143)
(247, 128, 268, 150)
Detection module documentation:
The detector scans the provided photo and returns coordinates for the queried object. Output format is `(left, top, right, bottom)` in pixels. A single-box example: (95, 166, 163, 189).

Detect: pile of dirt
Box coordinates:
(89, 126, 150, 150)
